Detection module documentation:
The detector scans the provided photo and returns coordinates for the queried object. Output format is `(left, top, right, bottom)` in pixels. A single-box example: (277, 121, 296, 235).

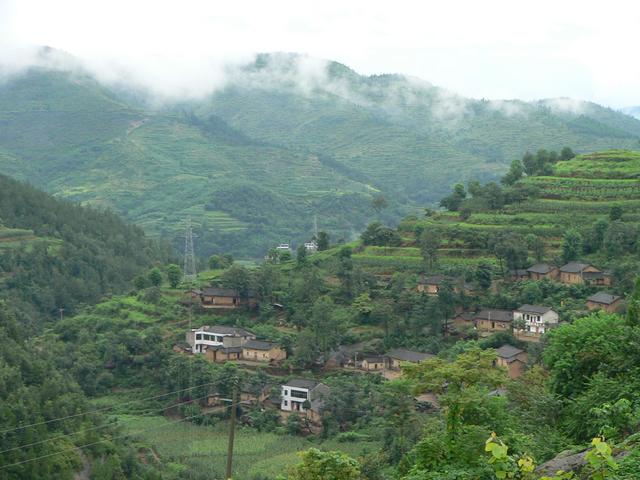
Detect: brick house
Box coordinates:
(193, 287, 259, 310)
(386, 349, 435, 370)
(494, 345, 528, 379)
(526, 264, 558, 281)
(558, 262, 603, 285)
(241, 340, 287, 363)
(361, 356, 386, 371)
(474, 309, 513, 336)
(586, 292, 622, 313)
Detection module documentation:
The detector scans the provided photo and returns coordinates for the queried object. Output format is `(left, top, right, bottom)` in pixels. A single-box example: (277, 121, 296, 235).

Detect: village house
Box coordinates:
(241, 339, 287, 363)
(494, 344, 528, 379)
(186, 325, 256, 354)
(207, 383, 271, 408)
(526, 263, 558, 281)
(586, 292, 622, 313)
(513, 305, 559, 342)
(582, 270, 613, 287)
(474, 309, 513, 336)
(509, 269, 529, 281)
(361, 356, 386, 371)
(445, 311, 476, 336)
(304, 241, 318, 253)
(417, 275, 476, 296)
(280, 379, 330, 427)
(386, 348, 435, 370)
(186, 325, 286, 363)
(192, 287, 259, 310)
(558, 262, 603, 285)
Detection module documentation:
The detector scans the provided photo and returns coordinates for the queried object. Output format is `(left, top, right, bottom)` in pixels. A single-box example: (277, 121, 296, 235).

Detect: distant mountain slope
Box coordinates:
(1, 51, 639, 257)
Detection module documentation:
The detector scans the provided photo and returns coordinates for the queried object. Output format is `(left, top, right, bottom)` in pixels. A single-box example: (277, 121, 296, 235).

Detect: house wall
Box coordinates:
(362, 359, 385, 371)
(204, 349, 241, 363)
(417, 284, 439, 295)
(586, 300, 620, 313)
(476, 319, 511, 333)
(529, 268, 558, 281)
(242, 347, 286, 362)
(452, 316, 474, 329)
(281, 386, 310, 412)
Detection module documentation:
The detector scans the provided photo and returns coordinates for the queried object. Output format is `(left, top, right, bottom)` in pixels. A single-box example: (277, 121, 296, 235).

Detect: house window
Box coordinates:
(283, 400, 288, 406)
(491, 321, 495, 329)
(290, 389, 308, 399)
(284, 389, 288, 396)
(196, 333, 202, 340)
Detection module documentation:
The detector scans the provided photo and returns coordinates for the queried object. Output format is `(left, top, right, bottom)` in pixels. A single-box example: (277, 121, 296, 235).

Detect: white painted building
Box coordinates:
(304, 241, 318, 253)
(280, 379, 329, 413)
(186, 325, 255, 354)
(513, 305, 559, 335)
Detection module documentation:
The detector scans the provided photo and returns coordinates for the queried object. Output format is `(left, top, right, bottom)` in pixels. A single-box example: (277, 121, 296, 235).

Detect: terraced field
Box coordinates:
(357, 150, 640, 271)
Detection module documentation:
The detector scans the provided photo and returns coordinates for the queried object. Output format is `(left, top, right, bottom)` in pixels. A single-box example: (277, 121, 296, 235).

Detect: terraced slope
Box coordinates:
(358, 150, 640, 272)
(2, 51, 640, 257)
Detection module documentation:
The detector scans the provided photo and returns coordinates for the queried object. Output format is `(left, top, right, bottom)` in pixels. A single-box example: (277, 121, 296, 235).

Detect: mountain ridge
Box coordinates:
(1, 50, 639, 257)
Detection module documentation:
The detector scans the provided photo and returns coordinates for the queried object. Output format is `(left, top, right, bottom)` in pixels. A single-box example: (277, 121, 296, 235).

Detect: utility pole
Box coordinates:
(225, 383, 238, 480)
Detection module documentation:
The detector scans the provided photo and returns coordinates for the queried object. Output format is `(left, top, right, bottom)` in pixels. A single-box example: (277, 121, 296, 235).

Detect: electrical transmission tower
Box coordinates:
(183, 217, 197, 283)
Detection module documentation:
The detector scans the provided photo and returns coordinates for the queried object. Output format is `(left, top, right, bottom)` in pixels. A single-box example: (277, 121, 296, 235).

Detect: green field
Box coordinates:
(115, 415, 380, 479)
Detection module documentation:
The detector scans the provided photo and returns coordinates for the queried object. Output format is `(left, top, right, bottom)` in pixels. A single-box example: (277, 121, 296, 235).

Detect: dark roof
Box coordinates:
(517, 304, 553, 314)
(495, 344, 525, 360)
(453, 312, 476, 321)
(201, 287, 257, 298)
(243, 339, 277, 351)
(510, 269, 529, 276)
(310, 383, 331, 412)
(527, 263, 556, 274)
(475, 309, 513, 322)
(559, 262, 596, 273)
(285, 378, 320, 390)
(418, 274, 449, 285)
(386, 348, 434, 362)
(198, 325, 255, 337)
(207, 346, 242, 353)
(363, 356, 385, 363)
(587, 292, 621, 305)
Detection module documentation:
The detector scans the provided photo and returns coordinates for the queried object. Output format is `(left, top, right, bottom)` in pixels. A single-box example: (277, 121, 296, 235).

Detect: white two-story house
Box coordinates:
(280, 379, 330, 416)
(186, 325, 255, 354)
(513, 305, 559, 340)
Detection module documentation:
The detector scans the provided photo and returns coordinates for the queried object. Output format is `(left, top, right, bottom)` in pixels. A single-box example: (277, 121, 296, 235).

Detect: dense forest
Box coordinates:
(0, 174, 170, 327)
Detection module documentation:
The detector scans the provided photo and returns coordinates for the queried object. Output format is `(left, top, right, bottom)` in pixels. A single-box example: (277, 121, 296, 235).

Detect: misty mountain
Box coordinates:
(623, 106, 640, 120)
(1, 51, 639, 257)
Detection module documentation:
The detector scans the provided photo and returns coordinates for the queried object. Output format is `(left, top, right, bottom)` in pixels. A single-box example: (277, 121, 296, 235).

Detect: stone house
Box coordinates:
(241, 340, 287, 363)
(526, 264, 558, 281)
(558, 262, 603, 285)
(474, 309, 513, 335)
(386, 348, 435, 370)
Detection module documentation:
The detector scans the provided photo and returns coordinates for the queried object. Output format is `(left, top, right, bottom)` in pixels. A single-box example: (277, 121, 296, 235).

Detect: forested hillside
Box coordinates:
(2, 50, 640, 257)
(0, 174, 168, 325)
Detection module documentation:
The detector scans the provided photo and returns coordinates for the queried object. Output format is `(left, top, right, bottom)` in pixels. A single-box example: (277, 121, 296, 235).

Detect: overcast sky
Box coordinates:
(1, 0, 639, 107)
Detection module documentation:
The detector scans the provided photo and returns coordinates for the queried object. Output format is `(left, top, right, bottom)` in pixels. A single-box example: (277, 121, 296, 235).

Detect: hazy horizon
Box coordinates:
(1, 0, 639, 108)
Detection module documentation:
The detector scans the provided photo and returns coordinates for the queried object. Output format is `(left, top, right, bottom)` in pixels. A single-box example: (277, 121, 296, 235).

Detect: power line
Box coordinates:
(0, 382, 218, 435)
(0, 394, 212, 456)
(0, 411, 212, 471)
